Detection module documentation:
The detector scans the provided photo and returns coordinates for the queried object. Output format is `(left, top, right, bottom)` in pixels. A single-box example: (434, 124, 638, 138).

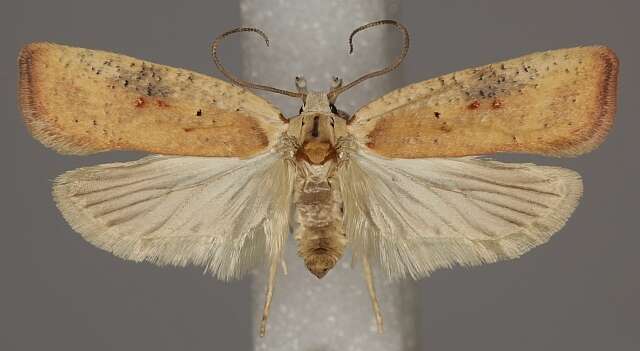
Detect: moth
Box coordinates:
(18, 20, 618, 336)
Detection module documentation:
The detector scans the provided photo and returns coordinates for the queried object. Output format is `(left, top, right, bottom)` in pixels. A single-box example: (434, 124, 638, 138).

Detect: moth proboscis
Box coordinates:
(17, 20, 618, 336)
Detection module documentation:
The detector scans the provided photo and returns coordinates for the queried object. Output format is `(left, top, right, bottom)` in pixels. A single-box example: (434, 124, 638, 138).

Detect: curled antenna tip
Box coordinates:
(330, 19, 409, 100)
(212, 26, 301, 98)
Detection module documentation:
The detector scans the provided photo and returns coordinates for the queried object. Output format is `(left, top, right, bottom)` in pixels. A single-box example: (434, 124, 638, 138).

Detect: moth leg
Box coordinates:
(259, 258, 279, 337)
(362, 254, 384, 334)
(280, 259, 288, 276)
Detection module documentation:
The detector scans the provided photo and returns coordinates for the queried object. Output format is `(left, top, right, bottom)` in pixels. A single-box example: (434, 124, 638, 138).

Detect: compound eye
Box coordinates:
(331, 76, 343, 89)
(299, 106, 304, 114)
(329, 103, 338, 114)
(295, 75, 307, 92)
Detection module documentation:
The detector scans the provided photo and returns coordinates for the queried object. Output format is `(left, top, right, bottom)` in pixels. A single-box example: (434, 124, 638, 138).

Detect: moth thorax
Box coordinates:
(294, 113, 338, 165)
(300, 141, 335, 164)
(296, 225, 347, 279)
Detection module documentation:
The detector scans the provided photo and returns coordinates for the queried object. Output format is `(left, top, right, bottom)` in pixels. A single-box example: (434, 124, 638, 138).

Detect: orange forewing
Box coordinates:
(19, 43, 286, 157)
(350, 46, 618, 158)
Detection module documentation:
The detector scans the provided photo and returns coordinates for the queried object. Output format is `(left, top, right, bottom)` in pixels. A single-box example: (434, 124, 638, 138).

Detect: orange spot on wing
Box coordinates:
(468, 100, 480, 109)
(156, 100, 170, 108)
(492, 99, 503, 109)
(134, 97, 145, 108)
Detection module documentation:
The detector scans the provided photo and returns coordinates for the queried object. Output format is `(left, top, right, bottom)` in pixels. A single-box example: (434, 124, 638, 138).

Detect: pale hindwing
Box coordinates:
(53, 151, 295, 280)
(337, 149, 583, 279)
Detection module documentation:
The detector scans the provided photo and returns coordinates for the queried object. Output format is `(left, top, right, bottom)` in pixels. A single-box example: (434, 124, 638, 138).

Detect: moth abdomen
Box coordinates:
(294, 174, 346, 278)
(296, 225, 347, 279)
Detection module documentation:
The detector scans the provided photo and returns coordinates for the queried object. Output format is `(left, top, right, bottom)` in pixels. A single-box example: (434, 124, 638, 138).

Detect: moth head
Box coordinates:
(294, 80, 350, 123)
(300, 90, 330, 113)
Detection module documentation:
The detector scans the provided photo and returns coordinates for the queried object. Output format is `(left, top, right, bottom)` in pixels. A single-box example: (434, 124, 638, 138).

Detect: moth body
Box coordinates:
(293, 162, 346, 278)
(287, 89, 350, 277)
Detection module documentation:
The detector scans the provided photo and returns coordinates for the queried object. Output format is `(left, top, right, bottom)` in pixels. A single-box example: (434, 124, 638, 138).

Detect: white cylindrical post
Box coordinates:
(240, 1, 419, 350)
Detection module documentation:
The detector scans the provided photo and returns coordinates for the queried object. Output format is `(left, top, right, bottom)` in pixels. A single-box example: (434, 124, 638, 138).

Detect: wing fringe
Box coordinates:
(52, 153, 294, 280)
(339, 151, 583, 280)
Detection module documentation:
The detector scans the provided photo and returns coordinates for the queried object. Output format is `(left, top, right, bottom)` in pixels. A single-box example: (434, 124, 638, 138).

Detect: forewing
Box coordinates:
(337, 147, 582, 279)
(349, 46, 618, 158)
(53, 150, 295, 280)
(19, 42, 286, 157)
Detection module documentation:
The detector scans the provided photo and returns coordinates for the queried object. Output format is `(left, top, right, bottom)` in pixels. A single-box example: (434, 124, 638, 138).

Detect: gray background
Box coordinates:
(1, 1, 638, 350)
